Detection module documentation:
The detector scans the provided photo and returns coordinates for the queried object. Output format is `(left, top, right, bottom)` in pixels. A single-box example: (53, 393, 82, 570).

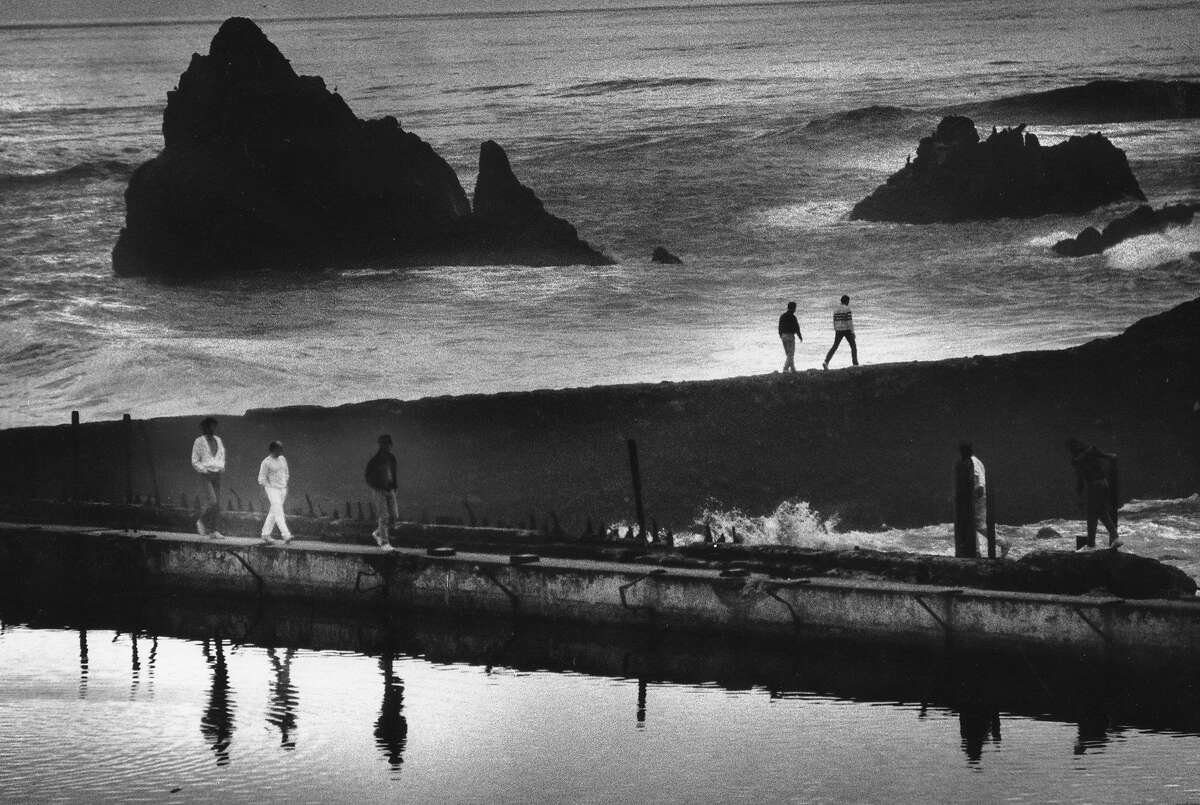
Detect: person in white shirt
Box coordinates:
(258, 441, 293, 544)
(190, 417, 226, 538)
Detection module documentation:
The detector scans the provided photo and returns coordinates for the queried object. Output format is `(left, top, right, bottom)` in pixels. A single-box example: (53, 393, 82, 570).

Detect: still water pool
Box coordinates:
(1, 596, 1199, 804)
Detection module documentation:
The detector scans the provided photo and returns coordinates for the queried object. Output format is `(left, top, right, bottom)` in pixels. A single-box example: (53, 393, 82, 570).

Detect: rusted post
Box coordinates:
(627, 439, 646, 538)
(70, 410, 80, 502)
(986, 480, 996, 559)
(122, 414, 133, 505)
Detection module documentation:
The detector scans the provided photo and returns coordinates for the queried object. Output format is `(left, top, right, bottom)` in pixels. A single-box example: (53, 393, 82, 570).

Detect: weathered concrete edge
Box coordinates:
(4, 524, 1199, 661)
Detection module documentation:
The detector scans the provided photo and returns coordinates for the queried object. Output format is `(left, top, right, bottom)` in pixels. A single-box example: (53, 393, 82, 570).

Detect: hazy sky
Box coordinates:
(0, 0, 771, 25)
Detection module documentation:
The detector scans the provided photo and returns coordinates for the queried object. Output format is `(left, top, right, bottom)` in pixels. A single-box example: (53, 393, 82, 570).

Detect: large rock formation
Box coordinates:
(1053, 202, 1200, 257)
(850, 116, 1145, 223)
(112, 17, 609, 277)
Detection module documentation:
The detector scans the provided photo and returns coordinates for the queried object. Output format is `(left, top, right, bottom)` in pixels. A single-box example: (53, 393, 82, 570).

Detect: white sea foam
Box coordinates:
(1104, 222, 1200, 271)
(1026, 230, 1076, 248)
(747, 201, 853, 231)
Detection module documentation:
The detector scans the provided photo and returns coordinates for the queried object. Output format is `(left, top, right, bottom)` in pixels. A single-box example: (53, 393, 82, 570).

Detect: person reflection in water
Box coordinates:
(201, 637, 235, 766)
(958, 704, 1002, 763)
(267, 647, 298, 750)
(374, 652, 408, 772)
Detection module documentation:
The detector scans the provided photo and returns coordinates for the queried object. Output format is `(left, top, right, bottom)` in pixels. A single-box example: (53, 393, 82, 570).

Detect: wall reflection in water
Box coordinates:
(10, 591, 1200, 789)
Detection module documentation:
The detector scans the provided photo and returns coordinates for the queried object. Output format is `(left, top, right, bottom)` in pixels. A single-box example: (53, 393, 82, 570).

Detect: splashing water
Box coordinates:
(694, 499, 841, 547)
(686, 495, 1200, 582)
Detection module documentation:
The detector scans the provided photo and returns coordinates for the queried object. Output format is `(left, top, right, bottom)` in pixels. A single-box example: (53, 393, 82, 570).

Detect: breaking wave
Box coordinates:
(555, 76, 720, 97)
(0, 160, 135, 189)
(803, 104, 919, 135)
(1104, 220, 1200, 270)
(940, 79, 1200, 125)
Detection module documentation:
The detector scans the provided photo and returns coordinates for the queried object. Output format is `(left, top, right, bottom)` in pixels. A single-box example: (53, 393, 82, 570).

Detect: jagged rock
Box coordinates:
(1053, 203, 1200, 257)
(651, 246, 682, 264)
(850, 116, 1145, 223)
(112, 17, 609, 277)
(463, 140, 607, 265)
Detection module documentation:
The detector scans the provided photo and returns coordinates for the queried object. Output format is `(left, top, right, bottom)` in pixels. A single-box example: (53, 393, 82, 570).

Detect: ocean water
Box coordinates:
(0, 2, 1198, 561)
(3, 598, 1200, 804)
(1, 0, 1198, 430)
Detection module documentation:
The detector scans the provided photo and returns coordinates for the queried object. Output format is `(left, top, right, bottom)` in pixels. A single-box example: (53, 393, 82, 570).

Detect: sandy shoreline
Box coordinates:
(2, 297, 1197, 534)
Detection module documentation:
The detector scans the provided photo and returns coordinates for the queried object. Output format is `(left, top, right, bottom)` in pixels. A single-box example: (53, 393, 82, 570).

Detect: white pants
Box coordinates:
(262, 486, 292, 537)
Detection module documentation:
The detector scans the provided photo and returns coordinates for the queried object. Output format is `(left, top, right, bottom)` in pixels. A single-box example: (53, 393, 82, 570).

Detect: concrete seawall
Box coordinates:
(5, 523, 1198, 662)
(1, 297, 1197, 533)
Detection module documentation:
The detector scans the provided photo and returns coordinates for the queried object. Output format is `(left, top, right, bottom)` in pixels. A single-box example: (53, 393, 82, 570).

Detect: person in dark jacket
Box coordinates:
(1066, 438, 1121, 550)
(365, 434, 399, 550)
(778, 301, 802, 372)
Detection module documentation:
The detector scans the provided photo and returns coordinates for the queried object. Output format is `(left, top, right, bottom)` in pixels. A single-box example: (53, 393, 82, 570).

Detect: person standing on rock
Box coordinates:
(953, 443, 1010, 558)
(823, 294, 859, 369)
(778, 301, 803, 372)
(365, 434, 399, 551)
(257, 441, 293, 545)
(1067, 438, 1121, 550)
(191, 417, 226, 539)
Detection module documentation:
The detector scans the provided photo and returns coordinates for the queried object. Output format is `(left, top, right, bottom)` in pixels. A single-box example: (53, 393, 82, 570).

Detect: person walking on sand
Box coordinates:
(257, 441, 293, 545)
(1067, 438, 1122, 550)
(191, 417, 226, 539)
(778, 301, 803, 372)
(364, 434, 399, 551)
(823, 294, 858, 369)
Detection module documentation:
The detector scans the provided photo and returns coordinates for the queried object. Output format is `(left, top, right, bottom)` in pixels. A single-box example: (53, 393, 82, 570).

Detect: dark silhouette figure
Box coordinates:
(1066, 438, 1120, 549)
(267, 647, 298, 749)
(953, 443, 1010, 558)
(823, 295, 858, 369)
(778, 302, 802, 372)
(365, 435, 399, 550)
(201, 637, 235, 766)
(374, 652, 408, 772)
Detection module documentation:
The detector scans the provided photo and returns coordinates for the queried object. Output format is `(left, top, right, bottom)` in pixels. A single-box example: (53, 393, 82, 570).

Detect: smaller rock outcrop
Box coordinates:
(850, 116, 1145, 223)
(1053, 202, 1200, 257)
(651, 246, 682, 264)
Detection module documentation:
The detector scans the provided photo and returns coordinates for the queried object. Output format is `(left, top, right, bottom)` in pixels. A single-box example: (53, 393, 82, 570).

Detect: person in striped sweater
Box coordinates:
(823, 294, 859, 369)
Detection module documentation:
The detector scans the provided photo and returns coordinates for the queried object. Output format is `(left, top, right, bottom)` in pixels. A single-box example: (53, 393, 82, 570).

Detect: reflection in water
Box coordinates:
(959, 704, 1002, 764)
(78, 628, 88, 699)
(127, 632, 140, 698)
(266, 647, 298, 750)
(374, 652, 408, 773)
(637, 678, 647, 728)
(201, 637, 235, 766)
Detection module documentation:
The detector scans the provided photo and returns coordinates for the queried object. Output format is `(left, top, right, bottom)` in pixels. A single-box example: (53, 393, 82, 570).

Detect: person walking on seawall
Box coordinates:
(258, 441, 293, 544)
(1067, 438, 1122, 550)
(823, 294, 858, 369)
(191, 417, 226, 539)
(778, 301, 803, 372)
(365, 434, 399, 551)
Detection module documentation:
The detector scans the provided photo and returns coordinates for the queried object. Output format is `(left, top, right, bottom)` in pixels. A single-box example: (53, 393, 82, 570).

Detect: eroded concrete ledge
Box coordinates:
(4, 524, 1199, 662)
